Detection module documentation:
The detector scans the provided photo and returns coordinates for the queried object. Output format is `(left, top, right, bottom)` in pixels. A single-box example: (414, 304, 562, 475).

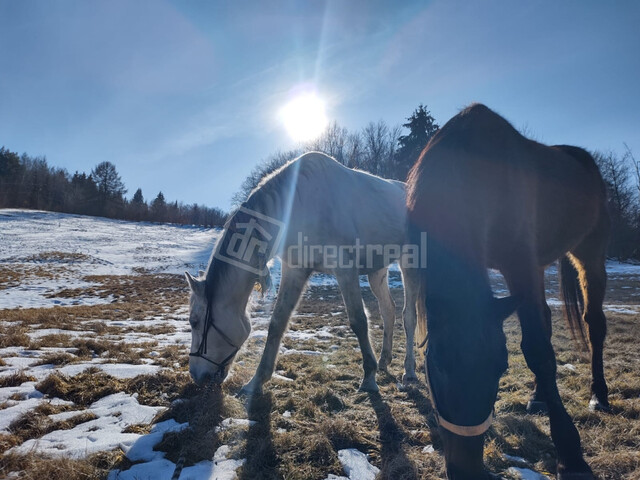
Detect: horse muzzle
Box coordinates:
(440, 428, 490, 480)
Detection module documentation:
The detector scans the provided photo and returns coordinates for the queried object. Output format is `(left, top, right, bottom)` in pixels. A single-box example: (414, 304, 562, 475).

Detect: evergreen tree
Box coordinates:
(394, 104, 439, 180)
(132, 188, 144, 205)
(150, 191, 167, 222)
(0, 147, 24, 206)
(130, 188, 147, 221)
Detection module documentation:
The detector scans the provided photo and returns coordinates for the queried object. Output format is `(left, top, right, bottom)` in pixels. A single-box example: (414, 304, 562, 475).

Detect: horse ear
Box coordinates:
(185, 271, 206, 297)
(254, 269, 273, 297)
(259, 269, 272, 296)
(493, 296, 519, 322)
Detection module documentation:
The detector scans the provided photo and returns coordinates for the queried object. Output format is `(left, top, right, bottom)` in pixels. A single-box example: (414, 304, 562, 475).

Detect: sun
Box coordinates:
(279, 92, 328, 142)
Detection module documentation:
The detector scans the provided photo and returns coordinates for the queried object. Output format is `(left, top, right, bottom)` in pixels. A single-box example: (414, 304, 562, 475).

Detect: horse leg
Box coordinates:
(568, 247, 610, 412)
(527, 268, 553, 414)
(336, 269, 379, 392)
(239, 265, 311, 396)
(399, 264, 419, 384)
(503, 258, 593, 478)
(368, 267, 396, 372)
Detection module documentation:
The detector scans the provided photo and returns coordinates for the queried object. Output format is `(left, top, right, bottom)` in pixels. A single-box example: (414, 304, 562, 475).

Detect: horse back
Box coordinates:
(407, 104, 607, 266)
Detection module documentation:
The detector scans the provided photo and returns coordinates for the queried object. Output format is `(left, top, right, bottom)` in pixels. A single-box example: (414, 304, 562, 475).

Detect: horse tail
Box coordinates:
(407, 219, 428, 358)
(415, 274, 427, 359)
(559, 255, 587, 347)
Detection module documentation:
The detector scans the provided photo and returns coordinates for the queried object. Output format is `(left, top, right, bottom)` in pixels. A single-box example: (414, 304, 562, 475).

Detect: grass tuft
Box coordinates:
(0, 372, 37, 388)
(0, 325, 30, 348)
(36, 370, 125, 406)
(34, 352, 76, 366)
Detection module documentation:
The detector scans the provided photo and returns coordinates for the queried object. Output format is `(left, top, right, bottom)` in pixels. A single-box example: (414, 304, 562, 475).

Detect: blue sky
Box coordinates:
(1, 1, 639, 210)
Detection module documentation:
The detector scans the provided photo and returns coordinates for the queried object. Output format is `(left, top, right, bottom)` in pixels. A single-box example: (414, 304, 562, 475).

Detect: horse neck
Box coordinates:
(426, 235, 491, 325)
(205, 218, 277, 314)
(210, 260, 257, 314)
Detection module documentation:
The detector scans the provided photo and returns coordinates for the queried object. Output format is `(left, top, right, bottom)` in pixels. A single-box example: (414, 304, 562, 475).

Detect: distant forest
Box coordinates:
(0, 147, 227, 227)
(2, 104, 639, 259)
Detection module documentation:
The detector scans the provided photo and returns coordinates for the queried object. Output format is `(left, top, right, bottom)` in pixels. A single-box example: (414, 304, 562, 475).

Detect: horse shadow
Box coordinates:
(239, 392, 278, 480)
(404, 386, 440, 440)
(367, 391, 423, 480)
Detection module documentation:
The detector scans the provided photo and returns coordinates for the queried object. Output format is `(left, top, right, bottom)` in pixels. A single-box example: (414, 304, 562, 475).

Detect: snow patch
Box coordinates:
(507, 466, 551, 480)
(214, 417, 257, 432)
(0, 397, 73, 433)
(9, 392, 164, 457)
(337, 448, 379, 480)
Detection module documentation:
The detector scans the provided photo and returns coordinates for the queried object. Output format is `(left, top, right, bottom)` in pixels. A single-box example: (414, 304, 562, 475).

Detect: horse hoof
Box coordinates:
(378, 357, 391, 372)
(237, 385, 261, 398)
(526, 400, 548, 415)
(358, 381, 379, 393)
(402, 374, 419, 385)
(557, 472, 595, 480)
(588, 396, 611, 413)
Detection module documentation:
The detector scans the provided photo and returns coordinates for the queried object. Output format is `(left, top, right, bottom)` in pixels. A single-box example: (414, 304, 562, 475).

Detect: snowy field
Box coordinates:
(0, 209, 406, 311)
(3, 209, 639, 311)
(2, 209, 640, 479)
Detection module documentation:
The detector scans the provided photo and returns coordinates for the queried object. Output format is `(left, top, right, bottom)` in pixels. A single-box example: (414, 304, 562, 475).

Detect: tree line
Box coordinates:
(0, 148, 227, 227)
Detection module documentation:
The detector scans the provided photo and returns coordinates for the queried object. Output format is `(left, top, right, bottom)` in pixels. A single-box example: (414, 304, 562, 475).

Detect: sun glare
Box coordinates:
(280, 93, 328, 142)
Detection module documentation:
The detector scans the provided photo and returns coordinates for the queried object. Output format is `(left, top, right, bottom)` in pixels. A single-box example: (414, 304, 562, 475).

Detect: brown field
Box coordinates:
(1, 270, 639, 479)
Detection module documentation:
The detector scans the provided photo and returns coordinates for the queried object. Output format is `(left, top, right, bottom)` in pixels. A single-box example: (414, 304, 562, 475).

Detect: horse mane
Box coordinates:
(204, 152, 343, 293)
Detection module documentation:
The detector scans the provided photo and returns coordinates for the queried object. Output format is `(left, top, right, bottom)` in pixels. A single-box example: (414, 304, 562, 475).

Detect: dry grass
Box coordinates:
(0, 371, 37, 388)
(33, 352, 77, 366)
(35, 369, 192, 408)
(1, 403, 98, 455)
(22, 251, 94, 264)
(0, 451, 124, 480)
(148, 283, 640, 480)
(0, 265, 22, 289)
(1, 270, 640, 479)
(0, 324, 30, 348)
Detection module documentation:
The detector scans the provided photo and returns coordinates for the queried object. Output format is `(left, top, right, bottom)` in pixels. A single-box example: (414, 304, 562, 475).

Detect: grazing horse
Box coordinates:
(407, 104, 608, 479)
(186, 152, 422, 395)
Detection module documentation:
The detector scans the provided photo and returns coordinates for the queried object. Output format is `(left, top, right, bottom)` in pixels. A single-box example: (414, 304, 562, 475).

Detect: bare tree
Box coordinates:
(344, 132, 364, 169)
(595, 150, 637, 258)
(306, 121, 349, 165)
(360, 121, 401, 178)
(231, 149, 301, 206)
(624, 143, 640, 207)
(596, 151, 634, 219)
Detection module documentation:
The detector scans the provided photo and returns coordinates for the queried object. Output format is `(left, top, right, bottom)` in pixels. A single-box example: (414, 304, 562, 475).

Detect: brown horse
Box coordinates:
(407, 104, 609, 479)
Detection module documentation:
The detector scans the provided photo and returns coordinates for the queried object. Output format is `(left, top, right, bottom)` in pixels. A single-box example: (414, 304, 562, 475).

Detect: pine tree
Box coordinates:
(394, 104, 439, 180)
(130, 188, 147, 221)
(151, 191, 167, 222)
(132, 188, 144, 204)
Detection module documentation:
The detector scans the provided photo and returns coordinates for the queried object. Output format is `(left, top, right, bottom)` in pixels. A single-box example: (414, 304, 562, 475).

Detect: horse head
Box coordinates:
(185, 271, 252, 385)
(425, 291, 518, 479)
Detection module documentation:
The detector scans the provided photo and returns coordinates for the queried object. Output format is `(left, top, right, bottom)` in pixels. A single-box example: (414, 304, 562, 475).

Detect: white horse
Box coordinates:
(185, 152, 423, 394)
